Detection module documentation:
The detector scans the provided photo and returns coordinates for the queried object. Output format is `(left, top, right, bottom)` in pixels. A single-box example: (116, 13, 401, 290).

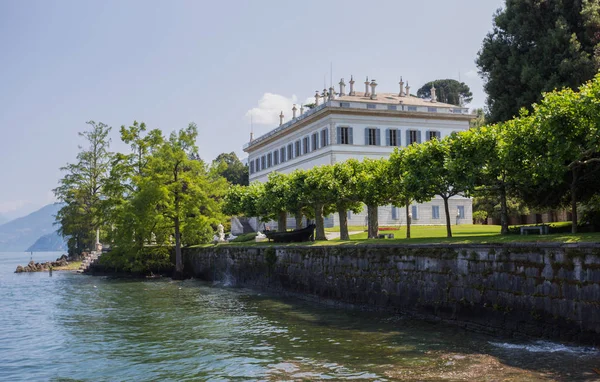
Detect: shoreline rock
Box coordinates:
(15, 254, 69, 273)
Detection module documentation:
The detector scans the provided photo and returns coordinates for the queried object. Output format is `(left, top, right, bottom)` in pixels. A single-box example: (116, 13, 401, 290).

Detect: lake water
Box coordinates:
(1, 252, 599, 381)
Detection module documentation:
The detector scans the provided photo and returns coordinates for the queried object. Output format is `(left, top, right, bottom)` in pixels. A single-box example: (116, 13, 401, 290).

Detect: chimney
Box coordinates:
(370, 79, 377, 99)
(430, 83, 437, 103)
(292, 104, 297, 118)
(405, 82, 411, 97)
(328, 86, 335, 100)
(315, 91, 320, 106)
(279, 111, 284, 126)
(300, 104, 304, 115)
(399, 77, 405, 97)
(349, 75, 356, 96)
(339, 78, 346, 96)
(364, 76, 370, 97)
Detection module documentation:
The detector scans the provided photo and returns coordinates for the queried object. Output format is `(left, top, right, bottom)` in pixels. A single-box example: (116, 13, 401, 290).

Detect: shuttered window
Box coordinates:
(386, 129, 400, 146)
(337, 126, 353, 145)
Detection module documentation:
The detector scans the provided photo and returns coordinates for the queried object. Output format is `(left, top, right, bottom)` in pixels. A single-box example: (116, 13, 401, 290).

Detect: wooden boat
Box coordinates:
(264, 224, 315, 243)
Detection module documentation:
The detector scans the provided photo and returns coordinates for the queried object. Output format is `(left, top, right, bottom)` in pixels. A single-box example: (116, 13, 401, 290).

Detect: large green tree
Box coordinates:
(212, 152, 249, 186)
(477, 0, 600, 123)
(356, 158, 394, 239)
(332, 160, 363, 240)
(417, 79, 473, 105)
(54, 121, 112, 255)
(148, 123, 227, 277)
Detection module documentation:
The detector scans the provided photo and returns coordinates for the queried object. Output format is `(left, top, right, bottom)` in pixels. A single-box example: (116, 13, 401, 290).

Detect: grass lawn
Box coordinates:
(54, 261, 82, 271)
(344, 224, 600, 245)
(197, 224, 600, 247)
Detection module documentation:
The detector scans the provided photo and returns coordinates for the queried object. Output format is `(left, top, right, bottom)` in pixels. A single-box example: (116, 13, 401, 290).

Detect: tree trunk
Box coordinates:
(443, 196, 452, 238)
(405, 200, 411, 239)
(367, 204, 379, 239)
(571, 169, 578, 234)
(294, 212, 303, 229)
(338, 206, 350, 240)
(174, 216, 183, 278)
(499, 185, 509, 235)
(278, 211, 287, 232)
(314, 203, 327, 240)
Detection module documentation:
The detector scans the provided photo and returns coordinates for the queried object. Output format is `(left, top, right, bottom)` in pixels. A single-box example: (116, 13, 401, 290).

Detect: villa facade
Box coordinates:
(241, 76, 475, 231)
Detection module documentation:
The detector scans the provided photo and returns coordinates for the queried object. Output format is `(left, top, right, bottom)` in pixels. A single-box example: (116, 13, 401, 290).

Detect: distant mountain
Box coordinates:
(0, 204, 63, 252)
(0, 214, 7, 225)
(26, 231, 67, 252)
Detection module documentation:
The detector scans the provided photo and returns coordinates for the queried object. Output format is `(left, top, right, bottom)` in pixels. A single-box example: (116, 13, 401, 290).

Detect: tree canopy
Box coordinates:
(416, 79, 473, 105)
(476, 0, 600, 123)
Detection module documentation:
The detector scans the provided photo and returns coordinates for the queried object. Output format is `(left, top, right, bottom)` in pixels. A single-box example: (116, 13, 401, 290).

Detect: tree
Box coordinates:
(147, 123, 227, 278)
(515, 75, 600, 233)
(261, 172, 290, 232)
(331, 160, 363, 240)
(402, 137, 475, 237)
(304, 165, 337, 240)
(356, 158, 394, 239)
(285, 170, 310, 229)
(54, 121, 112, 255)
(476, 0, 600, 123)
(417, 79, 473, 105)
(388, 149, 417, 239)
(212, 152, 249, 186)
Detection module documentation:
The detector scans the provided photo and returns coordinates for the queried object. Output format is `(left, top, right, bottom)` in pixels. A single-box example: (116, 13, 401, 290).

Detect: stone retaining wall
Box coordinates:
(184, 243, 600, 344)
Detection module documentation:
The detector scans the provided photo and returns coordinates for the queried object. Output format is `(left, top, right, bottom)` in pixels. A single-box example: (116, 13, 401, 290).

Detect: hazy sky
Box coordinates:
(0, 0, 504, 218)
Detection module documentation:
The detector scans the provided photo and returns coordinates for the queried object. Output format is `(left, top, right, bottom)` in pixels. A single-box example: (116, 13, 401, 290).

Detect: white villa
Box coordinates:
(240, 76, 475, 231)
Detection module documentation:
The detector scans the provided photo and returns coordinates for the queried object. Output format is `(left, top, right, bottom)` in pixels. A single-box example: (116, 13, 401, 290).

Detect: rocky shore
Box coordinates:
(15, 254, 69, 273)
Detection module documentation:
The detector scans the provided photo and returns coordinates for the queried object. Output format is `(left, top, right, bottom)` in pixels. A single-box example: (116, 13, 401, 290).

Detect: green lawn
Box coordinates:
(202, 224, 600, 247)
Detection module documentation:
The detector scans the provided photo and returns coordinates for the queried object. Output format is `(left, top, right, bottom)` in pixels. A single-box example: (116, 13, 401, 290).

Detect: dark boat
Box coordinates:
(264, 224, 315, 243)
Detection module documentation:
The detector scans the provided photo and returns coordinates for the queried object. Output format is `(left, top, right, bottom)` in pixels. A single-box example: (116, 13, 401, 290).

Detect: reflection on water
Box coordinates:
(1, 252, 598, 381)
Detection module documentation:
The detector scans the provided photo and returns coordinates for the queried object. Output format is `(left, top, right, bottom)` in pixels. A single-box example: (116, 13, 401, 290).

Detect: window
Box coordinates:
(432, 205, 440, 219)
(295, 140, 301, 157)
(427, 131, 440, 141)
(273, 150, 279, 166)
(303, 136, 310, 154)
(367, 103, 377, 109)
(261, 156, 266, 170)
(287, 144, 294, 160)
(267, 153, 272, 168)
(391, 206, 398, 220)
(255, 158, 260, 172)
(249, 161, 254, 174)
(340, 102, 350, 108)
(427, 107, 437, 112)
(411, 205, 418, 220)
(311, 133, 319, 152)
(407, 129, 420, 145)
(366, 127, 380, 145)
(386, 129, 400, 146)
(321, 128, 329, 147)
(338, 126, 353, 144)
(452, 108, 464, 114)
(280, 147, 286, 163)
(387, 105, 397, 111)
(407, 106, 417, 111)
(457, 206, 465, 219)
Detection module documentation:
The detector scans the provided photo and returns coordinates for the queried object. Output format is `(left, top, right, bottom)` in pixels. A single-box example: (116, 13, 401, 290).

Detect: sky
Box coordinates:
(0, 0, 504, 219)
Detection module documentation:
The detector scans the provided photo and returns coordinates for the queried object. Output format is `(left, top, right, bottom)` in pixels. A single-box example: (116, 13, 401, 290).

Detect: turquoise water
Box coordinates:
(1, 252, 599, 381)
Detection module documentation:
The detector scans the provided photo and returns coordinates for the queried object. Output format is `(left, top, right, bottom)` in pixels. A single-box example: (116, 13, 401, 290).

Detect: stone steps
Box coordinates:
(78, 251, 102, 273)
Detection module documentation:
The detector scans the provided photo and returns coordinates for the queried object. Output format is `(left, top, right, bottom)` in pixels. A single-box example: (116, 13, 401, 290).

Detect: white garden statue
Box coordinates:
(217, 223, 226, 242)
